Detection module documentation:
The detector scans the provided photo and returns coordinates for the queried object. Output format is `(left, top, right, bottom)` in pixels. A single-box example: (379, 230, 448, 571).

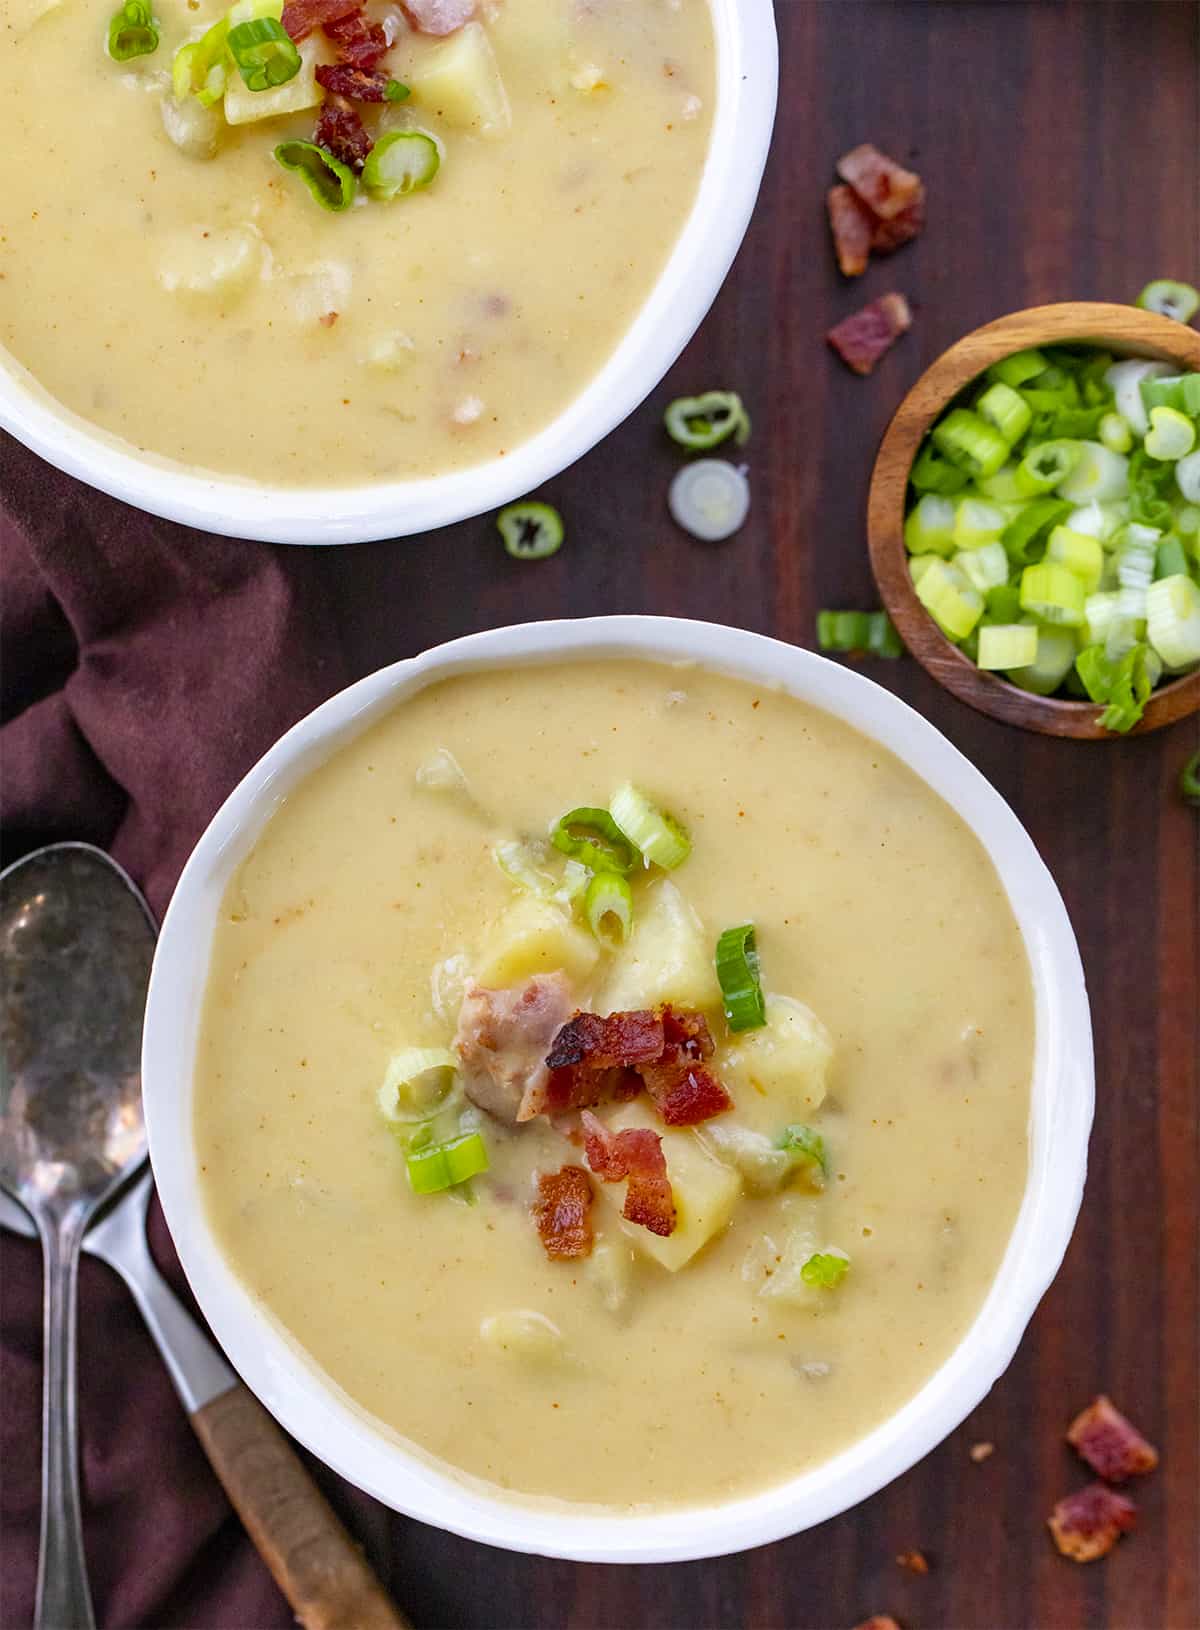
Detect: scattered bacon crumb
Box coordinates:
(281, 0, 358, 40)
(836, 142, 922, 221)
(323, 8, 389, 67)
(827, 183, 876, 277)
(537, 1005, 732, 1127)
(401, 0, 474, 33)
(581, 1109, 676, 1237)
(546, 1011, 665, 1072)
(852, 1619, 902, 1630)
(1048, 1483, 1137, 1562)
(827, 293, 912, 376)
(1067, 1396, 1159, 1484)
(895, 1550, 929, 1575)
(314, 98, 372, 171)
(532, 1165, 594, 1260)
(316, 63, 397, 101)
(969, 1440, 995, 1463)
(318, 311, 338, 328)
(870, 190, 926, 255)
(640, 1006, 733, 1126)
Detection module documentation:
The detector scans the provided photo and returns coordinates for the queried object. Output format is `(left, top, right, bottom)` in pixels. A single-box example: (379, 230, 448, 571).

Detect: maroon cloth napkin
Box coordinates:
(0, 434, 393, 1628)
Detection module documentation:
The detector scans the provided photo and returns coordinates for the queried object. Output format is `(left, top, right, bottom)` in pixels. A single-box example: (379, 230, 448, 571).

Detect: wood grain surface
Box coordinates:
(298, 4, 1199, 1628)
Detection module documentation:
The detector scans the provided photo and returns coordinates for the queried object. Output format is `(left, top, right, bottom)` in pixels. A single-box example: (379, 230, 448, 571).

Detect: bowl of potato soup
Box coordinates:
(143, 616, 1093, 1560)
(0, 0, 775, 544)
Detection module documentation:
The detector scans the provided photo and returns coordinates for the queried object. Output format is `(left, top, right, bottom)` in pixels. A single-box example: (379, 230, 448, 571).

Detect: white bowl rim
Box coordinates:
(0, 2, 777, 546)
(143, 614, 1094, 1562)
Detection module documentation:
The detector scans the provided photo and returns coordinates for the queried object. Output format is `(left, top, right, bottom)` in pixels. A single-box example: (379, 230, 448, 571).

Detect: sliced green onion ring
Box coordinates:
(609, 783, 691, 870)
(988, 348, 1048, 388)
(1016, 440, 1080, 497)
(362, 130, 441, 200)
(664, 391, 750, 451)
(405, 1130, 489, 1194)
(107, 0, 158, 59)
(800, 1249, 850, 1289)
(497, 501, 564, 560)
(930, 408, 1010, 479)
(584, 872, 633, 947)
(274, 139, 356, 211)
(1180, 749, 1200, 807)
(715, 923, 766, 1032)
(378, 1047, 461, 1124)
(1135, 279, 1200, 324)
(173, 20, 229, 104)
(551, 808, 639, 874)
(668, 459, 750, 541)
(227, 16, 299, 89)
(776, 1123, 827, 1185)
(909, 442, 968, 496)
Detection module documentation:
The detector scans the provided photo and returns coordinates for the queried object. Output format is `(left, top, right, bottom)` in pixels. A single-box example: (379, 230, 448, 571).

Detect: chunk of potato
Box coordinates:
(479, 1309, 563, 1362)
(601, 879, 721, 1015)
(160, 93, 222, 160)
(585, 1236, 635, 1314)
(223, 36, 322, 124)
(157, 224, 264, 299)
(721, 995, 833, 1112)
(406, 21, 511, 138)
(473, 895, 599, 988)
(595, 1100, 741, 1272)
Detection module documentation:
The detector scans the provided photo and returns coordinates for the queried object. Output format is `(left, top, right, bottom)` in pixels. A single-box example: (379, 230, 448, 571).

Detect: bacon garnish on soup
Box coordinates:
(281, 0, 359, 40)
(532, 1165, 594, 1260)
(639, 1006, 733, 1126)
(581, 1110, 676, 1237)
(323, 8, 390, 67)
(314, 98, 373, 171)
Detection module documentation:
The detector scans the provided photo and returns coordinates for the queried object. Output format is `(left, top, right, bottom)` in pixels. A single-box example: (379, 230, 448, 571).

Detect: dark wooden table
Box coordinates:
(301, 4, 1199, 1627)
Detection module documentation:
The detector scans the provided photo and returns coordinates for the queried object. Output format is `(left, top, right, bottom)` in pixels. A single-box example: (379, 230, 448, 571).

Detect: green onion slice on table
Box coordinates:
(817, 609, 902, 657)
(715, 923, 766, 1032)
(551, 808, 639, 874)
(1180, 750, 1200, 808)
(363, 131, 440, 200)
(664, 391, 751, 451)
(107, 0, 158, 59)
(609, 783, 691, 870)
(1135, 279, 1200, 324)
(227, 16, 299, 89)
(497, 502, 564, 560)
(584, 872, 633, 946)
(406, 1131, 489, 1195)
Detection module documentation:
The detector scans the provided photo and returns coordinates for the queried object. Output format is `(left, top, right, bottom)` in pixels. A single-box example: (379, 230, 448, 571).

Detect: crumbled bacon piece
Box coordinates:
(581, 1110, 676, 1237)
(895, 1550, 929, 1575)
(546, 1010, 665, 1072)
(323, 8, 389, 67)
(870, 188, 926, 254)
(969, 1440, 995, 1463)
(827, 293, 912, 376)
(640, 1006, 732, 1126)
(532, 1165, 594, 1260)
(1048, 1483, 1137, 1562)
(281, 0, 358, 40)
(827, 183, 875, 278)
(314, 97, 372, 171)
(316, 62, 397, 101)
(836, 142, 922, 221)
(1066, 1396, 1159, 1484)
(401, 0, 474, 33)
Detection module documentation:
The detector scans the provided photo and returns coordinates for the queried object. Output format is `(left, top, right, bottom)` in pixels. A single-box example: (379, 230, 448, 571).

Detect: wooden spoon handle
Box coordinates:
(191, 1383, 408, 1630)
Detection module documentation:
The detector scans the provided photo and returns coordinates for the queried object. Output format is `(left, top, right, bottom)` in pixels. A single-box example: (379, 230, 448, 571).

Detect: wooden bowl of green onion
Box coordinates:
(868, 301, 1200, 737)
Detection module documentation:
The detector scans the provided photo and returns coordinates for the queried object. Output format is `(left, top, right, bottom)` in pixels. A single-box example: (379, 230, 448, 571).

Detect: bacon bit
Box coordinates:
(827, 293, 912, 377)
(895, 1550, 929, 1575)
(1066, 1396, 1159, 1484)
(401, 0, 474, 33)
(969, 1440, 995, 1463)
(852, 1619, 902, 1630)
(546, 1010, 665, 1072)
(314, 98, 372, 171)
(870, 188, 926, 254)
(323, 8, 389, 67)
(580, 1109, 676, 1237)
(836, 142, 922, 221)
(281, 0, 358, 40)
(318, 311, 338, 328)
(827, 183, 875, 277)
(1048, 1483, 1137, 1562)
(538, 1005, 732, 1128)
(532, 1165, 594, 1260)
(640, 1008, 731, 1126)
(316, 62, 396, 101)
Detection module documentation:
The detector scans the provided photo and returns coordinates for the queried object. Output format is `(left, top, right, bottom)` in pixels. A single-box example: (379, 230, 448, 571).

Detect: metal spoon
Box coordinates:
(0, 843, 155, 1630)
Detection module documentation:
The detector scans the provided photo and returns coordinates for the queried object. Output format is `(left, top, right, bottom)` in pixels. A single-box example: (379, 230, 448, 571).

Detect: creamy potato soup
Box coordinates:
(195, 661, 1033, 1510)
(0, 1, 712, 484)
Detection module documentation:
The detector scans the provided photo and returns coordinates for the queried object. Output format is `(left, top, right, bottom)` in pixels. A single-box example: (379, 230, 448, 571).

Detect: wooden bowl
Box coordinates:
(868, 302, 1200, 738)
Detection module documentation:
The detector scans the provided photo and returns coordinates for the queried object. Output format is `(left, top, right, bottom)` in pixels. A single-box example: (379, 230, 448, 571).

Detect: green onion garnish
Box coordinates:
(800, 1250, 850, 1289)
(987, 347, 1047, 389)
(608, 783, 691, 870)
(173, 20, 230, 105)
(273, 140, 357, 212)
(1145, 406, 1197, 463)
(975, 381, 1033, 447)
(385, 79, 411, 101)
(931, 408, 1011, 480)
(107, 0, 158, 59)
(1074, 643, 1157, 734)
(776, 1124, 827, 1183)
(584, 871, 633, 947)
(715, 923, 766, 1032)
(1015, 440, 1080, 497)
(377, 1048, 460, 1125)
(909, 443, 968, 496)
(1135, 279, 1200, 324)
(550, 808, 639, 875)
(664, 391, 750, 451)
(405, 1130, 489, 1195)
(497, 501, 564, 561)
(816, 609, 902, 657)
(362, 130, 440, 200)
(1146, 573, 1200, 670)
(977, 623, 1039, 671)
(1180, 750, 1200, 807)
(227, 16, 300, 90)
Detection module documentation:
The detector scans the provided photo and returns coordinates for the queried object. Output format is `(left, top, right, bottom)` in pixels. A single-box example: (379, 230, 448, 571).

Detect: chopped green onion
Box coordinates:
(378, 1048, 460, 1124)
(107, 0, 158, 59)
(909, 554, 940, 587)
(816, 610, 902, 657)
(1176, 451, 1200, 505)
(1020, 561, 1087, 627)
(664, 391, 750, 451)
(1045, 525, 1103, 593)
(1146, 573, 1200, 669)
(227, 17, 299, 89)
(1016, 440, 1080, 497)
(1128, 448, 1176, 525)
(1075, 643, 1156, 733)
(909, 442, 968, 496)
(1176, 504, 1200, 537)
(931, 409, 1011, 480)
(668, 459, 750, 541)
(1136, 279, 1200, 324)
(715, 923, 766, 1032)
(955, 541, 1009, 596)
(1180, 750, 1200, 807)
(1008, 627, 1079, 695)
(584, 871, 633, 946)
(1000, 497, 1071, 566)
(977, 623, 1039, 671)
(976, 381, 1033, 446)
(274, 139, 356, 211)
(609, 783, 691, 870)
(914, 558, 983, 641)
(496, 501, 563, 560)
(405, 1130, 489, 1194)
(362, 129, 441, 200)
(1144, 406, 1196, 463)
(550, 808, 639, 874)
(984, 582, 1023, 623)
(800, 1250, 850, 1289)
(492, 838, 556, 897)
(1057, 441, 1130, 503)
(385, 79, 411, 101)
(1138, 374, 1200, 417)
(776, 1124, 827, 1186)
(1083, 590, 1123, 648)
(904, 493, 957, 556)
(1116, 524, 1159, 590)
(1105, 359, 1172, 437)
(173, 19, 229, 105)
(1099, 412, 1134, 455)
(975, 463, 1025, 504)
(988, 348, 1048, 388)
(953, 497, 1007, 550)
(1156, 536, 1190, 580)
